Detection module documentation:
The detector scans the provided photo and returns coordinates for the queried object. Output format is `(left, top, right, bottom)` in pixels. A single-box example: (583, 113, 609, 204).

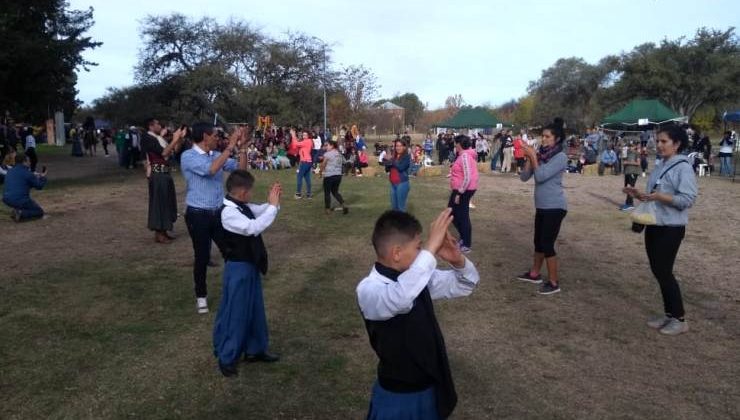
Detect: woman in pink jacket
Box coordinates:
(448, 135, 479, 253)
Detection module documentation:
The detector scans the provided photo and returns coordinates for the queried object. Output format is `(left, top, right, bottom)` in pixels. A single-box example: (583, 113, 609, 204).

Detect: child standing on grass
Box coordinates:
(213, 170, 282, 377)
(356, 209, 480, 419)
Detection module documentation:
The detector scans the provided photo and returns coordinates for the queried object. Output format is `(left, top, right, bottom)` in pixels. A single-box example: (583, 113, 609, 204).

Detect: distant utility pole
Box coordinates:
(322, 44, 327, 138)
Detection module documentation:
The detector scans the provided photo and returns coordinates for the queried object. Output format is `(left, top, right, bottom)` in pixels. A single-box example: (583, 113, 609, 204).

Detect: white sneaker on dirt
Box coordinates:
(196, 297, 209, 314)
(646, 315, 672, 329)
(659, 318, 689, 336)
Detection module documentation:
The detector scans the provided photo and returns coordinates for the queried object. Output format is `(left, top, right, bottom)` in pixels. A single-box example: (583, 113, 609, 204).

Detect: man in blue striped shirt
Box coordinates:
(181, 122, 249, 314)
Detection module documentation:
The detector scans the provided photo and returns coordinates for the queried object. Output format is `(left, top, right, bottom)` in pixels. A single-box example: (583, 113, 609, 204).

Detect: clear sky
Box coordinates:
(69, 0, 738, 109)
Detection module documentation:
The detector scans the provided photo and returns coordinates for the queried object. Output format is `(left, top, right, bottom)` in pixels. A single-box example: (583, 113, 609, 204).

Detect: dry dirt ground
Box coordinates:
(1, 147, 739, 419)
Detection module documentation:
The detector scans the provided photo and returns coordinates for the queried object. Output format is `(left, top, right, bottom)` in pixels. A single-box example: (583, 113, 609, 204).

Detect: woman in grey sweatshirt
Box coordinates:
(624, 125, 697, 336)
(517, 118, 568, 295)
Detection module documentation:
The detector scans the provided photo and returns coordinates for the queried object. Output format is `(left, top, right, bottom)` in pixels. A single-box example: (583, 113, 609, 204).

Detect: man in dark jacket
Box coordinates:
(2, 153, 47, 222)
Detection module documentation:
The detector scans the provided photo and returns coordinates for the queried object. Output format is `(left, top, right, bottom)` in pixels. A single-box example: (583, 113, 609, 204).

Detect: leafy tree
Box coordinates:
(612, 27, 740, 120)
(128, 14, 332, 126)
(528, 56, 619, 130)
(338, 65, 379, 124)
(444, 94, 465, 112)
(0, 0, 101, 121)
(512, 95, 535, 128)
(390, 93, 424, 130)
(327, 92, 352, 129)
(493, 99, 517, 124)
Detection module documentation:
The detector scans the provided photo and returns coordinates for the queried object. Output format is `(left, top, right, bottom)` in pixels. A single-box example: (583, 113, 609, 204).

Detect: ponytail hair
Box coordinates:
(543, 117, 565, 144)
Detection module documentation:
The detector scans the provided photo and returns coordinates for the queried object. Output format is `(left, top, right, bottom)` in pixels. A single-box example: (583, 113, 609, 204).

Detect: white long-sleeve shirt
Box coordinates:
(221, 197, 279, 237)
(356, 250, 480, 321)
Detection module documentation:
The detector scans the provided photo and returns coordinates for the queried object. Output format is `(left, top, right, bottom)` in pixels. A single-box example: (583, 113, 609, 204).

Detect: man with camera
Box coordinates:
(2, 153, 47, 222)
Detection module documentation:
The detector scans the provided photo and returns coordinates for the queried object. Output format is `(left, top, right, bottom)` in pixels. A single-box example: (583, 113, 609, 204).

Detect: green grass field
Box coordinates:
(1, 153, 738, 419)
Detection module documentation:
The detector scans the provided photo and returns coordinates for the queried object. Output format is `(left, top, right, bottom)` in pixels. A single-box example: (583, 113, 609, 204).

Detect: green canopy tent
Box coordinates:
(436, 107, 511, 130)
(601, 99, 687, 131)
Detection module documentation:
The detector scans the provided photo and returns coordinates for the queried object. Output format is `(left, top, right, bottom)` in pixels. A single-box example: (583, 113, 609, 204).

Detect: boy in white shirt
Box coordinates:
(213, 170, 282, 377)
(356, 209, 480, 419)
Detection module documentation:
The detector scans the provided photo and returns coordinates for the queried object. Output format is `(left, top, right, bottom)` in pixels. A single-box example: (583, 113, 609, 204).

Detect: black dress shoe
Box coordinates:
(244, 352, 280, 363)
(219, 362, 238, 377)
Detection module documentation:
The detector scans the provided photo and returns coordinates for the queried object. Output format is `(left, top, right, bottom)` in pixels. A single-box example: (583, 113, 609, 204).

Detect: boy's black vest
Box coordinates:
(214, 197, 268, 274)
(363, 263, 457, 418)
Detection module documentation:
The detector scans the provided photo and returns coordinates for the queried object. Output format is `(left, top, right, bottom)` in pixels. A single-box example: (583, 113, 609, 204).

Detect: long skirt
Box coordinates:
(147, 172, 177, 231)
(71, 139, 84, 157)
(213, 261, 269, 366)
(367, 381, 439, 420)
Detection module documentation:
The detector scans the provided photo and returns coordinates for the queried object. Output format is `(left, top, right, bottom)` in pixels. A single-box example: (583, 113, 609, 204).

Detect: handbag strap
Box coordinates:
(651, 160, 689, 192)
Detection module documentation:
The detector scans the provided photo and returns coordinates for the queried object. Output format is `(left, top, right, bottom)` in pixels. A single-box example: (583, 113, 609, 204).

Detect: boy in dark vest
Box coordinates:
(356, 208, 480, 419)
(213, 170, 282, 377)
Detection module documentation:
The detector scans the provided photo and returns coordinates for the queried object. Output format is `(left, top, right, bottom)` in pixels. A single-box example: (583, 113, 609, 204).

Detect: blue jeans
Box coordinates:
(296, 162, 312, 195)
(720, 155, 733, 176)
(390, 181, 409, 212)
(3, 197, 44, 220)
(490, 150, 501, 171)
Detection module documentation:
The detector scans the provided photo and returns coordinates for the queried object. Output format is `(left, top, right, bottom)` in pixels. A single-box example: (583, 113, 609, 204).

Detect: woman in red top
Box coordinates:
(381, 139, 412, 211)
(513, 135, 526, 174)
(141, 118, 186, 244)
(293, 129, 315, 199)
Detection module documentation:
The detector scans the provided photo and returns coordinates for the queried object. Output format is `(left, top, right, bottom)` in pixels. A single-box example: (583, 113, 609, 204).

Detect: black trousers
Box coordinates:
(645, 225, 686, 318)
(534, 208, 567, 257)
(26, 147, 38, 172)
(624, 174, 638, 205)
(185, 206, 221, 298)
(323, 175, 345, 209)
(448, 190, 476, 247)
(128, 147, 140, 168)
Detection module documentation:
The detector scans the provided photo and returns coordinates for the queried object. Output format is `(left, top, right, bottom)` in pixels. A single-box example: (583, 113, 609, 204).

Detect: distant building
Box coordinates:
(369, 101, 405, 135)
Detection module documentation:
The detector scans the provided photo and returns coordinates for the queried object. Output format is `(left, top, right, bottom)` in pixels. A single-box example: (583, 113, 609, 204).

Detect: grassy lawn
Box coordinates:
(0, 168, 452, 419)
(1, 157, 738, 419)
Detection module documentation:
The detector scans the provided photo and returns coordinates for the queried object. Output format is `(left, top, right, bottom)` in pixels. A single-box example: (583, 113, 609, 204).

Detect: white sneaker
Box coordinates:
(659, 318, 689, 336)
(196, 297, 209, 314)
(646, 315, 671, 329)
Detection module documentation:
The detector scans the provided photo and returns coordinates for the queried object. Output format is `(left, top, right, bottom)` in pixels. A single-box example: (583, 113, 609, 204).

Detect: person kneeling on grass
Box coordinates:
(2, 153, 47, 222)
(213, 170, 282, 377)
(356, 208, 481, 419)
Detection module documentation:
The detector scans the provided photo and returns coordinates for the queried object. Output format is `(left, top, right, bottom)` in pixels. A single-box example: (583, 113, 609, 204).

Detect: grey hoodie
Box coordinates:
(519, 152, 568, 210)
(645, 154, 697, 226)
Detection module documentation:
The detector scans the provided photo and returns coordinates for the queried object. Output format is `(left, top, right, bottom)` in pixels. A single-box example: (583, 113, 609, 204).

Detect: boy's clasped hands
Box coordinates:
(425, 208, 466, 269)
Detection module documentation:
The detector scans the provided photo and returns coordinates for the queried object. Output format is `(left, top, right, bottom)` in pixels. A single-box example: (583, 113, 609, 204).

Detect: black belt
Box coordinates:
(186, 206, 220, 215)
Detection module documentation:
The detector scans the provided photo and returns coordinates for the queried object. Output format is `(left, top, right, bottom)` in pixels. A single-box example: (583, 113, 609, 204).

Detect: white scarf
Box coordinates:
(148, 131, 169, 150)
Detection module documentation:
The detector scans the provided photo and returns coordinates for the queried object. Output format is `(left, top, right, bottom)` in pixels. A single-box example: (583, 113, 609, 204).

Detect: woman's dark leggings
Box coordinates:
(624, 173, 638, 205)
(534, 208, 567, 257)
(448, 190, 476, 247)
(644, 225, 686, 318)
(323, 175, 344, 209)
